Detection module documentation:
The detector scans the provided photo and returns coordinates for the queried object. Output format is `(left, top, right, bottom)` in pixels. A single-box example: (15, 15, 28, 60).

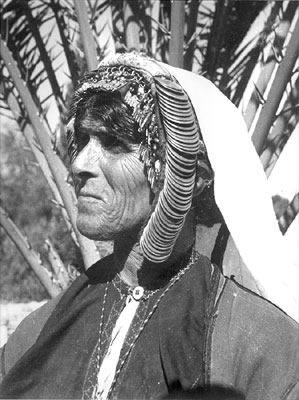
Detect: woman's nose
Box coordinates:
(71, 144, 98, 178)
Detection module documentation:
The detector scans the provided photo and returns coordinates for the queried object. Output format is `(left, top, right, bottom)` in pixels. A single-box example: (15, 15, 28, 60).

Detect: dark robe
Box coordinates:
(0, 254, 298, 399)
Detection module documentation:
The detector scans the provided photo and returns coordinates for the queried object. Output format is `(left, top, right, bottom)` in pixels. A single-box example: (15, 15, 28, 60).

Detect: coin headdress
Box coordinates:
(67, 52, 216, 263)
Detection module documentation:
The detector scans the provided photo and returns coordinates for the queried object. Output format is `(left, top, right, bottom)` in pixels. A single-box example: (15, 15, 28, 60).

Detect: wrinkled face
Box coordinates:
(71, 127, 152, 241)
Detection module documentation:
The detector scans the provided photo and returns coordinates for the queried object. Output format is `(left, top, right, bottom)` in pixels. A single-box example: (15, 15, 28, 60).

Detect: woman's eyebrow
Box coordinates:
(77, 125, 108, 137)
(77, 125, 136, 147)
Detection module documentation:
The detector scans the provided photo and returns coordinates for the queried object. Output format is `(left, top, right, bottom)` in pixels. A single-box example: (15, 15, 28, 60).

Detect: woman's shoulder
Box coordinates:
(0, 256, 113, 381)
(0, 292, 65, 381)
(210, 277, 299, 398)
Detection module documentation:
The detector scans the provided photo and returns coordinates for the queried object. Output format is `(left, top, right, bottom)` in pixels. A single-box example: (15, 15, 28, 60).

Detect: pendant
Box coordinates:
(132, 286, 145, 301)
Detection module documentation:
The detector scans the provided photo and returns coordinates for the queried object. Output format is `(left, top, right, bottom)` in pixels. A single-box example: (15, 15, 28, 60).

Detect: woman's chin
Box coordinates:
(76, 220, 114, 241)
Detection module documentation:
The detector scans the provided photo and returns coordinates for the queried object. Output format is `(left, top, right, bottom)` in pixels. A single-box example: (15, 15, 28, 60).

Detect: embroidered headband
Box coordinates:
(67, 53, 214, 263)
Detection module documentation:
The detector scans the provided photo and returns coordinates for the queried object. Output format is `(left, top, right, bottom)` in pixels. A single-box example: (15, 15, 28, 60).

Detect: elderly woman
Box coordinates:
(0, 53, 298, 399)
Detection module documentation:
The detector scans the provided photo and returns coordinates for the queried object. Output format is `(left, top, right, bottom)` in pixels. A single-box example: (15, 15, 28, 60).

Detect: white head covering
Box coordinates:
(167, 64, 298, 321)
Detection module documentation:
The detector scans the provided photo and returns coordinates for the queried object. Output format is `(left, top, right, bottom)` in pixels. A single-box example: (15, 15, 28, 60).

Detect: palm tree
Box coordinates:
(0, 0, 298, 298)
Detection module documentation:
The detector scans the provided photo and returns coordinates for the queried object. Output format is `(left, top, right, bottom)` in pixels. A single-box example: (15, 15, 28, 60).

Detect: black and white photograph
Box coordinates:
(0, 1, 298, 399)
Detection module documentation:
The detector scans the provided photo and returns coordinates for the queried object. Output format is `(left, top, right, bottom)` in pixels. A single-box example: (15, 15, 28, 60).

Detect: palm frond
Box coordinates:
(50, 0, 80, 85)
(73, 0, 98, 70)
(251, 12, 299, 154)
(0, 206, 60, 298)
(169, 0, 185, 68)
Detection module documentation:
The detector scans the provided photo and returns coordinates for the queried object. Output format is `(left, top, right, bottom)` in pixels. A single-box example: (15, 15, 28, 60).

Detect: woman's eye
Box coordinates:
(100, 133, 129, 153)
(75, 129, 132, 154)
(101, 135, 121, 148)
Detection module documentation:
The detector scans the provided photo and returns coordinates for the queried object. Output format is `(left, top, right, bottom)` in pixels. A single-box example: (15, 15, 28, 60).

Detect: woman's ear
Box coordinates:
(192, 177, 212, 198)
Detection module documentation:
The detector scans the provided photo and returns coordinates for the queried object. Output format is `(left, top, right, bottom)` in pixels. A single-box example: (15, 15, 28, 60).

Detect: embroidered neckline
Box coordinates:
(111, 248, 199, 302)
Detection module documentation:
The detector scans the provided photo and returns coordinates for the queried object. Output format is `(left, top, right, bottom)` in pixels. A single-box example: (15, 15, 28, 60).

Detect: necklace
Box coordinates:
(112, 275, 161, 302)
(112, 247, 198, 302)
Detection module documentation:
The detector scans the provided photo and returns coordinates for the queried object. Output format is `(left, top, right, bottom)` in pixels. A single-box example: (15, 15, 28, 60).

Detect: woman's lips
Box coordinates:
(77, 192, 104, 202)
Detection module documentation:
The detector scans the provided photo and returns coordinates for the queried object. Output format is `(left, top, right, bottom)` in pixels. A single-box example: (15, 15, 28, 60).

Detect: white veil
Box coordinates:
(167, 65, 298, 321)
